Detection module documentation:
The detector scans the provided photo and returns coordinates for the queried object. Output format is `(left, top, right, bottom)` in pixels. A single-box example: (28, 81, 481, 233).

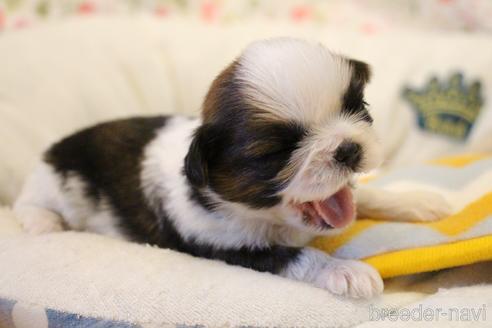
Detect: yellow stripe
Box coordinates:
(421, 192, 492, 236)
(358, 174, 377, 184)
(365, 234, 492, 278)
(428, 153, 490, 167)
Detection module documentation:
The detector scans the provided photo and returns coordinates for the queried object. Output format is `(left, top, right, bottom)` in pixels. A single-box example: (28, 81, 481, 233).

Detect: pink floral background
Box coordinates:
(0, 0, 491, 33)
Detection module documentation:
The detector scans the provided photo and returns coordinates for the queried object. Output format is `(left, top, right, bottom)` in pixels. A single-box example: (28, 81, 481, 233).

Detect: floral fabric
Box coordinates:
(0, 0, 491, 33)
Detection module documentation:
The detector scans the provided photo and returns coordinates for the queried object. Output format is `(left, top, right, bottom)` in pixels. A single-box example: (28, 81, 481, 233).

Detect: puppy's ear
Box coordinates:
(348, 58, 371, 86)
(342, 58, 373, 122)
(184, 124, 216, 187)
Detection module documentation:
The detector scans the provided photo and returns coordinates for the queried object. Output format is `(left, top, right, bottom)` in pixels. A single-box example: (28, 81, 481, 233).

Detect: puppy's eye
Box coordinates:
(244, 122, 306, 160)
(342, 98, 368, 115)
(359, 102, 373, 123)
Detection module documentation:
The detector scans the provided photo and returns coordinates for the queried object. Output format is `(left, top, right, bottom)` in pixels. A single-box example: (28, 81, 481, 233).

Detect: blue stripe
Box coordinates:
(0, 298, 16, 328)
(46, 309, 139, 328)
(367, 158, 492, 189)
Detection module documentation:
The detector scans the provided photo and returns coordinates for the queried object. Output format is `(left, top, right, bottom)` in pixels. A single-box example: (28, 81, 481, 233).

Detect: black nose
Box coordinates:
(334, 141, 362, 170)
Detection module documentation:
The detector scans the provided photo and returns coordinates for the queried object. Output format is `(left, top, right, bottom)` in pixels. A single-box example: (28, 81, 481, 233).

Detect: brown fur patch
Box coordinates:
(202, 60, 240, 123)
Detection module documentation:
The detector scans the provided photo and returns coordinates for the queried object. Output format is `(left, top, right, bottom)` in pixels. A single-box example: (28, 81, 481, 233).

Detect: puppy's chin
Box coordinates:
(279, 183, 356, 235)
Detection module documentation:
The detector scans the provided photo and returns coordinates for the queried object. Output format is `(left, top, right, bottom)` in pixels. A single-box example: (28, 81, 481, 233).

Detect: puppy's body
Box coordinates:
(15, 38, 450, 298)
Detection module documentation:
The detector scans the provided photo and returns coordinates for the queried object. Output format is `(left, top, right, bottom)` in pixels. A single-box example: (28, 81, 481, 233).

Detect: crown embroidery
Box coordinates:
(403, 73, 483, 140)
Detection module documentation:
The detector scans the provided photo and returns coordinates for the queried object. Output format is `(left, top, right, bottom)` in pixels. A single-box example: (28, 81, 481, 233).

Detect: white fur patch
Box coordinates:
(14, 162, 124, 238)
(237, 38, 351, 124)
(14, 162, 64, 213)
(14, 162, 65, 234)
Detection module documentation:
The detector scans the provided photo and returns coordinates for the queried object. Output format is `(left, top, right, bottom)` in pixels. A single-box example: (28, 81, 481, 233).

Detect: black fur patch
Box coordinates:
(342, 59, 373, 123)
(185, 243, 301, 274)
(186, 120, 307, 209)
(45, 116, 170, 242)
(45, 116, 300, 274)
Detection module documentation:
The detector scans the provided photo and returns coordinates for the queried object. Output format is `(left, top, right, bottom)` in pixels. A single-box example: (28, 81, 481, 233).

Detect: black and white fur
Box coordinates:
(14, 38, 450, 299)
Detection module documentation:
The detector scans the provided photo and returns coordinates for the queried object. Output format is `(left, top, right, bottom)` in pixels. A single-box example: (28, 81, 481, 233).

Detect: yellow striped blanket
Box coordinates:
(312, 154, 492, 278)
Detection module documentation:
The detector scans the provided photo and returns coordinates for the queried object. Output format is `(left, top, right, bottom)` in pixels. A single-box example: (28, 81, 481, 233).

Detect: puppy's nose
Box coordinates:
(334, 141, 362, 170)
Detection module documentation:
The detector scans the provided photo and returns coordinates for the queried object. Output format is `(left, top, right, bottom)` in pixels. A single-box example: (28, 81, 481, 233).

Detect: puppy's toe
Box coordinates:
(314, 259, 384, 299)
(16, 207, 64, 235)
(24, 217, 63, 235)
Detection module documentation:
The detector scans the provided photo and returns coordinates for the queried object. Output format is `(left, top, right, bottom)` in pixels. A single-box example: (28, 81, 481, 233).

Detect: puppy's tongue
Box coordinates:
(312, 186, 355, 228)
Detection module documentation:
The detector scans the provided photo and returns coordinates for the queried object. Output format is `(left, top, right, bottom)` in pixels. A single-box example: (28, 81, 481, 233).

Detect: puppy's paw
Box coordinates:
(24, 217, 63, 235)
(356, 187, 453, 222)
(15, 206, 64, 235)
(314, 259, 384, 299)
(396, 191, 452, 222)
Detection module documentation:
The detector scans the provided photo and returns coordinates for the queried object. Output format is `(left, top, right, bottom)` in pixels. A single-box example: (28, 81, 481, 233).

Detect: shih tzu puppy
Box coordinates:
(14, 38, 450, 298)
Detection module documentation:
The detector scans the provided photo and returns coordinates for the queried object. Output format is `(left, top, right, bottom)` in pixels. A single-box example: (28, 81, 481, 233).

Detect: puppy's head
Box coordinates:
(185, 38, 382, 234)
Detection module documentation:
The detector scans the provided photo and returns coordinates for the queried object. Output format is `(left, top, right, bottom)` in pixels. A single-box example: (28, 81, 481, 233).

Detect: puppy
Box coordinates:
(14, 38, 450, 298)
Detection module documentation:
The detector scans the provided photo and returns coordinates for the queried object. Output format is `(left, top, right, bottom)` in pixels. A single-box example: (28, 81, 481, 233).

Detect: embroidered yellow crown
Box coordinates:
(403, 73, 483, 140)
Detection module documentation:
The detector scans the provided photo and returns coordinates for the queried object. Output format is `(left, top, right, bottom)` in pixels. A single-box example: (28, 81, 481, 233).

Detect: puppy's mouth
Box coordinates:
(292, 186, 355, 229)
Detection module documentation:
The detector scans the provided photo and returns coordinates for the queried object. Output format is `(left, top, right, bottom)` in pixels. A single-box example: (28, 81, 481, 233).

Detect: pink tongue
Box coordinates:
(312, 186, 355, 228)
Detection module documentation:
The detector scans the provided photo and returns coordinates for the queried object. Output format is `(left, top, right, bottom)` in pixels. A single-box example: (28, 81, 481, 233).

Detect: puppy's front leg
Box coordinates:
(214, 246, 383, 298)
(355, 186, 452, 222)
(282, 248, 383, 298)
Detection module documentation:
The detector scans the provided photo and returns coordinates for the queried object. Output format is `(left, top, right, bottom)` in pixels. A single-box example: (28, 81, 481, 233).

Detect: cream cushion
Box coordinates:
(1, 18, 492, 204)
